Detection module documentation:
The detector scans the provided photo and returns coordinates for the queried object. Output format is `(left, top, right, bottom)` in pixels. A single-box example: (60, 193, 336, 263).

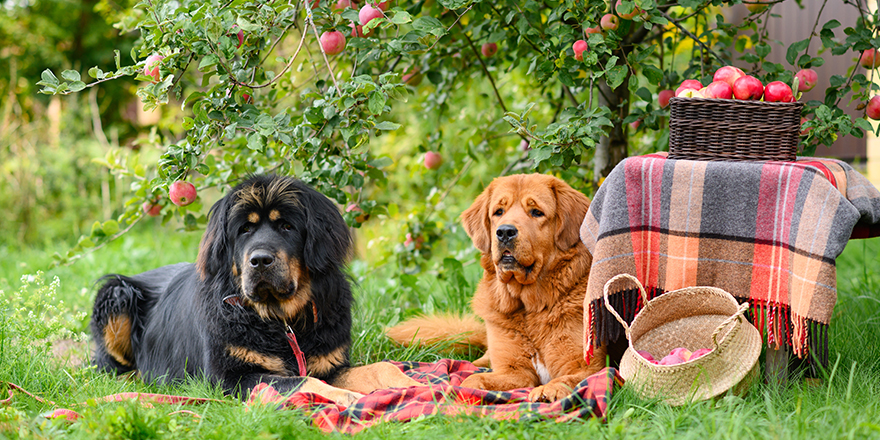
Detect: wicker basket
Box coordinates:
(668, 97, 804, 162)
(603, 274, 762, 406)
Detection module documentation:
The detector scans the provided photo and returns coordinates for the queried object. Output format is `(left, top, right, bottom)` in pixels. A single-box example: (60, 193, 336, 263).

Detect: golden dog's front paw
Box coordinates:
(527, 383, 572, 402)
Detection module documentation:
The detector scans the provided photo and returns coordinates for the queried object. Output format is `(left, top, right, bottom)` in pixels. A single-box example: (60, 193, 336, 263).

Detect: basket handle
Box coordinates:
(711, 302, 750, 350)
(602, 274, 649, 340)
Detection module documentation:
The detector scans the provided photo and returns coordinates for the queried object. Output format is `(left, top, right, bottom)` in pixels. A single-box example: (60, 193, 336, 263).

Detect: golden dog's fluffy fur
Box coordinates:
(387, 173, 607, 401)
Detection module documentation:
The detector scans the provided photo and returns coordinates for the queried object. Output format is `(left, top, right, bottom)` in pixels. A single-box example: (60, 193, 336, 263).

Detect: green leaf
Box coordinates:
(199, 55, 220, 71)
(61, 70, 81, 82)
(786, 38, 809, 66)
(102, 220, 120, 236)
(412, 16, 444, 33)
(390, 10, 412, 24)
(374, 121, 401, 131)
(236, 17, 261, 32)
(247, 133, 264, 151)
(68, 81, 87, 92)
(823, 19, 841, 30)
(40, 69, 59, 85)
(368, 91, 387, 115)
(642, 64, 663, 85)
(438, 0, 472, 9)
(88, 66, 105, 79)
(368, 156, 394, 168)
(605, 65, 628, 90)
(755, 42, 771, 59)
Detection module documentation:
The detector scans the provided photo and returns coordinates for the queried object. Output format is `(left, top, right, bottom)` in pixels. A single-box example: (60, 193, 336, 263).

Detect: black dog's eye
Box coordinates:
(493, 208, 504, 216)
(280, 222, 293, 231)
(531, 209, 544, 217)
(240, 224, 253, 234)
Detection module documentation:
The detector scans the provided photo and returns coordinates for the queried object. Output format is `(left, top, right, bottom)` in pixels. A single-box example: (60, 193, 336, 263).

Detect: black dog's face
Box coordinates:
(196, 175, 352, 322)
(228, 179, 310, 321)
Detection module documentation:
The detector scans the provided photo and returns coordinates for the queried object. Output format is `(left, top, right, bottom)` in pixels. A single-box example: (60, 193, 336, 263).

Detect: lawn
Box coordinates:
(1, 221, 879, 439)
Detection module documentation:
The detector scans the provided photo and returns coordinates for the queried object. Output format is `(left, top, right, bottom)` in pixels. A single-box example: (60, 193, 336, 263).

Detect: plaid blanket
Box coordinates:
(247, 360, 622, 434)
(581, 153, 880, 368)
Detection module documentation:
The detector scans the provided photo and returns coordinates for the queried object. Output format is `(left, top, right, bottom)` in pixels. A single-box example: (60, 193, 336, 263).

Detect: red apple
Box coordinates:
(800, 117, 812, 135)
(732, 75, 764, 100)
(319, 30, 346, 55)
(636, 350, 654, 361)
(615, 0, 641, 19)
(629, 119, 642, 130)
(867, 96, 880, 120)
(584, 26, 603, 35)
(675, 79, 703, 97)
(143, 54, 165, 83)
(669, 347, 693, 362)
(658, 89, 674, 108)
(860, 49, 880, 69)
(677, 88, 705, 98)
(350, 22, 373, 38)
(600, 14, 619, 31)
(334, 0, 356, 10)
(142, 201, 162, 217)
(481, 42, 498, 58)
(764, 81, 795, 102)
(519, 139, 530, 151)
(242, 92, 253, 104)
(572, 39, 589, 62)
(690, 348, 712, 359)
(794, 68, 818, 92)
(358, 3, 384, 26)
(713, 65, 746, 88)
(169, 181, 197, 206)
(402, 66, 423, 85)
(424, 151, 443, 169)
(702, 81, 734, 99)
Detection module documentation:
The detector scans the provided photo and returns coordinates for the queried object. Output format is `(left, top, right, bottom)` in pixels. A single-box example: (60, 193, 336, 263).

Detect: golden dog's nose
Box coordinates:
(495, 224, 518, 243)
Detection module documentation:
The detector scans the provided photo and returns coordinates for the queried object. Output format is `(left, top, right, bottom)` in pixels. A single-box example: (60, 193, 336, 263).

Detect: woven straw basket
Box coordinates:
(604, 274, 762, 405)
(668, 97, 804, 162)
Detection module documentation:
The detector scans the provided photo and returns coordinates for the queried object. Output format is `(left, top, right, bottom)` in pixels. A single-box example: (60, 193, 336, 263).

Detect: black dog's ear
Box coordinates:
(302, 186, 351, 273)
(196, 192, 232, 280)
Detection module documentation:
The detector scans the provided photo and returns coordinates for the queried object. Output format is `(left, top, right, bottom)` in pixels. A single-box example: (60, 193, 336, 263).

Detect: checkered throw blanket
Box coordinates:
(581, 153, 880, 367)
(247, 360, 621, 434)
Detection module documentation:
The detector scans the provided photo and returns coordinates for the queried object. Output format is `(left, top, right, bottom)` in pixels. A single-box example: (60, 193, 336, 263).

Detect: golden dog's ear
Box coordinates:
(460, 185, 492, 253)
(553, 180, 591, 250)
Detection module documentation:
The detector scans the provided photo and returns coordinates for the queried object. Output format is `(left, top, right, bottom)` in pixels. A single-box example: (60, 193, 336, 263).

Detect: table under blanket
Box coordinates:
(247, 360, 621, 434)
(580, 153, 880, 368)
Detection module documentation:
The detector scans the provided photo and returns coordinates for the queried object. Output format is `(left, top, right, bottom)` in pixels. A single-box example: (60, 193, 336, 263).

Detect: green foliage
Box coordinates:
(25, 0, 880, 274)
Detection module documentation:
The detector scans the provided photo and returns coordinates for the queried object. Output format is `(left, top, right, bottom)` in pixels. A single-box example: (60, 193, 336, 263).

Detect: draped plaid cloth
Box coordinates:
(247, 360, 622, 434)
(581, 153, 880, 367)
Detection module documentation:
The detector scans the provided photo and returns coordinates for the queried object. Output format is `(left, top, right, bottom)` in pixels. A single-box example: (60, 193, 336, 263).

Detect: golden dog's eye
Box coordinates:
(531, 209, 544, 217)
(493, 208, 504, 216)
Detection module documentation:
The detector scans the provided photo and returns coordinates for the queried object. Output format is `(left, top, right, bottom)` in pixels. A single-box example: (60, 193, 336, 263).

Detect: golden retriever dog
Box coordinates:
(387, 173, 607, 402)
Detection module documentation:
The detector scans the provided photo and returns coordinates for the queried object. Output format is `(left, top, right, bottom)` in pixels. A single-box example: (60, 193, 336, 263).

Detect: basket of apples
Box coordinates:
(668, 66, 805, 162)
(603, 274, 762, 406)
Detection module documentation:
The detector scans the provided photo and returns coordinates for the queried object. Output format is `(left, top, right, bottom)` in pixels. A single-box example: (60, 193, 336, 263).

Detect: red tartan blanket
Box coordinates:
(581, 153, 880, 368)
(247, 360, 622, 434)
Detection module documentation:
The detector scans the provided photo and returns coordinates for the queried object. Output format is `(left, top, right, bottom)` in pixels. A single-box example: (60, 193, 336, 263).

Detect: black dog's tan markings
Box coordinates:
(308, 346, 348, 377)
(226, 346, 287, 374)
(90, 175, 420, 405)
(103, 315, 133, 366)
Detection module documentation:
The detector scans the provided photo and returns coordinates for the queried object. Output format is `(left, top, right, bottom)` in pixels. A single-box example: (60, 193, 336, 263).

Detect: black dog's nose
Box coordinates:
(249, 251, 275, 269)
(496, 224, 518, 243)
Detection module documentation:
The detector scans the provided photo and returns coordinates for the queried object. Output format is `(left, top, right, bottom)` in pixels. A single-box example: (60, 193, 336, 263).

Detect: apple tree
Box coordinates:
(37, 0, 880, 271)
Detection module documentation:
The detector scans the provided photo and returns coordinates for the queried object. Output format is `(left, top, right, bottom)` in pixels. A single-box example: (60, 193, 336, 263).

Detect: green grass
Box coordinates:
(2, 225, 880, 439)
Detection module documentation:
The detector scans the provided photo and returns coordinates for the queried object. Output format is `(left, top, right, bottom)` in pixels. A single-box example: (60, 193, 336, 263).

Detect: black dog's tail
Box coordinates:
(90, 275, 155, 374)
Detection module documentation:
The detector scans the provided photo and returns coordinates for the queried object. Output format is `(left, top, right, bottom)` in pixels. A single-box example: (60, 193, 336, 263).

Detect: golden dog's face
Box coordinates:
(461, 174, 591, 285)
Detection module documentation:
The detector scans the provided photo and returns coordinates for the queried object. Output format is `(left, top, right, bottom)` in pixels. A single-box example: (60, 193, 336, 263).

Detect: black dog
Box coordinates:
(91, 175, 418, 404)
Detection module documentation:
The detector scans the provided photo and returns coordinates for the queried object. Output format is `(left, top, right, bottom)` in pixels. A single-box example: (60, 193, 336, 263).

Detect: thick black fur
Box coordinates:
(90, 175, 354, 397)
